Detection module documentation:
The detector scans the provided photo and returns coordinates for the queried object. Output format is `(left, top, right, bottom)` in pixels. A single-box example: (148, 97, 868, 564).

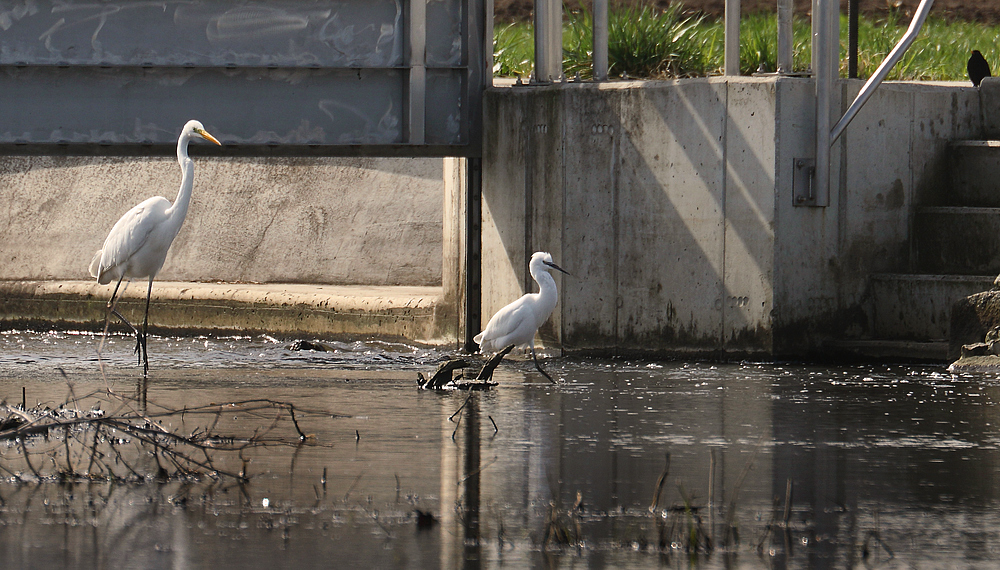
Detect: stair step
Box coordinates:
(915, 207, 1000, 274)
(870, 273, 995, 340)
(822, 340, 949, 363)
(950, 141, 1000, 207)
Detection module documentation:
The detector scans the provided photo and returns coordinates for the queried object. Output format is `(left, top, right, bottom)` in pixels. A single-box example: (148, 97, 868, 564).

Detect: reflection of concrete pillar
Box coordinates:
(463, 397, 482, 564)
(440, 400, 459, 569)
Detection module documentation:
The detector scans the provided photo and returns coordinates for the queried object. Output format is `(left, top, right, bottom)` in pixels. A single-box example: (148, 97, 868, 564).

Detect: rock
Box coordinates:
(949, 290, 1000, 359)
(287, 340, 332, 352)
(949, 355, 1000, 373)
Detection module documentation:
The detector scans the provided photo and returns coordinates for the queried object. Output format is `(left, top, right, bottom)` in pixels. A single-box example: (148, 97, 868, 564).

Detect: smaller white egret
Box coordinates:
(474, 251, 569, 382)
(89, 120, 221, 376)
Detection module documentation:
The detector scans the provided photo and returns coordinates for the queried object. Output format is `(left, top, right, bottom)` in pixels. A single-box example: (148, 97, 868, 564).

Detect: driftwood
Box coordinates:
(417, 345, 515, 390)
(417, 358, 470, 389)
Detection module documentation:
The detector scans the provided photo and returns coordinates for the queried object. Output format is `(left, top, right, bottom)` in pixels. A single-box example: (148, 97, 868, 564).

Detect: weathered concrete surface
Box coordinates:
(483, 77, 983, 357)
(0, 280, 449, 343)
(949, 141, 1000, 207)
(915, 207, 1000, 275)
(0, 156, 467, 344)
(870, 274, 994, 341)
(0, 157, 443, 285)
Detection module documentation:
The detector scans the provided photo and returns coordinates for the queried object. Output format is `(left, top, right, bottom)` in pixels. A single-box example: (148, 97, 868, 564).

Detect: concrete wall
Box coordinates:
(483, 77, 983, 357)
(0, 156, 445, 286)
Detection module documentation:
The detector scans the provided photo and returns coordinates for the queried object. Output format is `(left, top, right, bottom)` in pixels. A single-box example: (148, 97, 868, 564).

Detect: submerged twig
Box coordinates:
(649, 452, 671, 513)
(722, 434, 766, 547)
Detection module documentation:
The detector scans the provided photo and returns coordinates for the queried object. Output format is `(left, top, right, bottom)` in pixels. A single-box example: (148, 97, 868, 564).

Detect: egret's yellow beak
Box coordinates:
(195, 128, 222, 146)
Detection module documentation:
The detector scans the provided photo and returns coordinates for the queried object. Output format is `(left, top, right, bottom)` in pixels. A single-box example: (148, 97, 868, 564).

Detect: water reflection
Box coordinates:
(3, 331, 1000, 568)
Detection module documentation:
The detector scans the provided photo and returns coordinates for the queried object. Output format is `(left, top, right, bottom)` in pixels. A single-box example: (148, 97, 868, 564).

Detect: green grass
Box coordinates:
(494, 4, 1000, 81)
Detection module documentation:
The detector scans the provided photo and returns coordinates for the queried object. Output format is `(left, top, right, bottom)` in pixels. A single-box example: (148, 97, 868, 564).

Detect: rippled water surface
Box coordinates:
(3, 330, 1000, 568)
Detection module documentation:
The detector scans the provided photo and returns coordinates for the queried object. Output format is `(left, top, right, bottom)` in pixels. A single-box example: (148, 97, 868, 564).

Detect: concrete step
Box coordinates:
(915, 207, 1000, 274)
(822, 339, 949, 363)
(949, 141, 1000, 207)
(0, 280, 455, 345)
(870, 273, 995, 340)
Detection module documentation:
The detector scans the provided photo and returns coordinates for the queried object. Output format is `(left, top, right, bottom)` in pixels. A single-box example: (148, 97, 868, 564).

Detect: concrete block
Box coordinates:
(480, 77, 989, 358)
(722, 79, 776, 351)
(0, 280, 449, 343)
(614, 80, 728, 351)
(870, 273, 994, 340)
(560, 87, 619, 349)
(0, 156, 444, 286)
(949, 141, 1000, 207)
(915, 206, 1000, 274)
(980, 77, 1000, 138)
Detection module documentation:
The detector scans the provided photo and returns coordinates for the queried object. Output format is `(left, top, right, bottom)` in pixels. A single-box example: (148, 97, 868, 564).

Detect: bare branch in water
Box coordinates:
(0, 389, 337, 484)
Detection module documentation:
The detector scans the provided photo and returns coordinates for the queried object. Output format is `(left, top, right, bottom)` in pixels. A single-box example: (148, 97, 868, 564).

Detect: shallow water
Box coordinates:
(3, 330, 1000, 568)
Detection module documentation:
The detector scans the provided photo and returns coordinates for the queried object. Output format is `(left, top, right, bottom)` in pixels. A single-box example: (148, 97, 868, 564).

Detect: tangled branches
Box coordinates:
(0, 389, 330, 484)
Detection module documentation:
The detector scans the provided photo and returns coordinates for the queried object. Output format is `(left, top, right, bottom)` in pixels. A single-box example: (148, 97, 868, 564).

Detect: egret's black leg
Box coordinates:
(108, 275, 139, 338)
(137, 278, 153, 377)
(531, 347, 556, 383)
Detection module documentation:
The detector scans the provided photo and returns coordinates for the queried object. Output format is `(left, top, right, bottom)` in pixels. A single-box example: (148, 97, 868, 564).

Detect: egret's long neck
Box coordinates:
(531, 268, 559, 311)
(165, 132, 195, 229)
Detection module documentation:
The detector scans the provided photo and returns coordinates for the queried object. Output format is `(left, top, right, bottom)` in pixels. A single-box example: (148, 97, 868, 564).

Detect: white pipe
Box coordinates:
(830, 0, 935, 144)
(724, 0, 740, 75)
(593, 0, 608, 81)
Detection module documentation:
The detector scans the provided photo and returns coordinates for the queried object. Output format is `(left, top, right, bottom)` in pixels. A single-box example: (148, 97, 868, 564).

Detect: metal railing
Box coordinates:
(809, 0, 935, 207)
(529, 0, 936, 209)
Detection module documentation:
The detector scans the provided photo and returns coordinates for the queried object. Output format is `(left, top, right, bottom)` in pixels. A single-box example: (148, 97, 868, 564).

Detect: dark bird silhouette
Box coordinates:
(968, 50, 991, 87)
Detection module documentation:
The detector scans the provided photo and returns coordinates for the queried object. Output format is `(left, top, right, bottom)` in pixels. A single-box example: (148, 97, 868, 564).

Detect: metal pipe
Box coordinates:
(593, 0, 608, 81)
(724, 0, 740, 75)
(848, 0, 859, 78)
(533, 0, 562, 82)
(812, 0, 837, 207)
(407, 0, 426, 145)
(777, 0, 793, 74)
(831, 0, 935, 144)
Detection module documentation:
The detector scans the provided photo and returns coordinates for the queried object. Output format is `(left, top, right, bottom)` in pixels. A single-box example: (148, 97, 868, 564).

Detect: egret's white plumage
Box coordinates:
(475, 251, 568, 381)
(90, 119, 221, 375)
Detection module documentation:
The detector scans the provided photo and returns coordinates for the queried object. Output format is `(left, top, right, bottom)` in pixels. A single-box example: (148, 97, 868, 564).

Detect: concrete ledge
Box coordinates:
(0, 280, 454, 345)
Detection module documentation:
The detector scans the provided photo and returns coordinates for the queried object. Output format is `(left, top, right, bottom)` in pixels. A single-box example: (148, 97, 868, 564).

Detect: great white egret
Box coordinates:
(474, 251, 569, 382)
(89, 119, 221, 375)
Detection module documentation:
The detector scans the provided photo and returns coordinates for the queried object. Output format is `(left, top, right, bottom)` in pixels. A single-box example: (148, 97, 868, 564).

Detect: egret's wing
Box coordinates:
(95, 196, 170, 283)
(477, 298, 535, 352)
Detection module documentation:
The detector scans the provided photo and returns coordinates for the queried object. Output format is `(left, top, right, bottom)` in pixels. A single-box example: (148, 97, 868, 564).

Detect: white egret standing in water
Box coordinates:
(89, 120, 221, 376)
(474, 251, 569, 382)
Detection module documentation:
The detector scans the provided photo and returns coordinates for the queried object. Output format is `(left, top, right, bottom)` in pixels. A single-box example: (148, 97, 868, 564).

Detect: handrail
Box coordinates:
(830, 0, 935, 144)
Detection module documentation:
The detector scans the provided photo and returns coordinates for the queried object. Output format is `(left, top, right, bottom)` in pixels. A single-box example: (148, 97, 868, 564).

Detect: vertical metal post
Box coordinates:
(724, 0, 740, 75)
(848, 0, 859, 78)
(811, 0, 837, 207)
(593, 0, 609, 81)
(533, 0, 562, 82)
(777, 0, 793, 74)
(464, 157, 482, 352)
(408, 0, 426, 144)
